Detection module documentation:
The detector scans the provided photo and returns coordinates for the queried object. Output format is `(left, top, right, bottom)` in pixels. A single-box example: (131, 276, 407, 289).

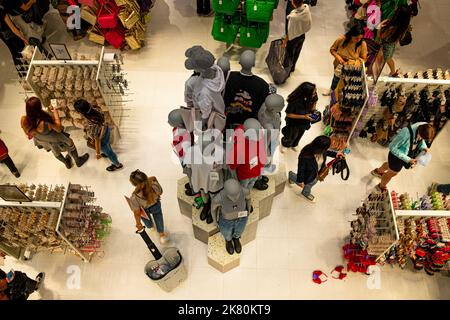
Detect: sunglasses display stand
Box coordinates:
(0, 182, 111, 263)
(351, 73, 450, 145)
(22, 46, 131, 144)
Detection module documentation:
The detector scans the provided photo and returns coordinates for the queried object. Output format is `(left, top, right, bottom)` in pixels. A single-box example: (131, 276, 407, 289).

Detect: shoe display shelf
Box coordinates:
(177, 164, 287, 273)
(0, 182, 112, 263)
(350, 71, 450, 145)
(24, 46, 130, 141)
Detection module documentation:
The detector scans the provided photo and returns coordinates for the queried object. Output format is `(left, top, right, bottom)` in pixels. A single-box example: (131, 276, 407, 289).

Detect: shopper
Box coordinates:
(288, 135, 343, 202)
(371, 123, 435, 192)
(284, 0, 312, 74)
(1, 268, 45, 300)
(129, 170, 168, 244)
(74, 99, 123, 172)
(379, 5, 412, 77)
(325, 24, 367, 95)
(20, 97, 89, 168)
(280, 82, 318, 152)
(0, 137, 20, 177)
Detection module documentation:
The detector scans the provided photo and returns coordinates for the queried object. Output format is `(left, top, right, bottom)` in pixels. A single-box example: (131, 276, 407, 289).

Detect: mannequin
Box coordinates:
(223, 50, 270, 128)
(183, 45, 225, 132)
(258, 94, 285, 173)
(168, 108, 196, 196)
(183, 133, 225, 224)
(217, 56, 231, 80)
(212, 179, 252, 255)
(228, 118, 268, 191)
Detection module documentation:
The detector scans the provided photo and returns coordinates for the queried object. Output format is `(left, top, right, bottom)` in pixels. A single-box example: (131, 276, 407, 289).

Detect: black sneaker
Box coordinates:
(254, 179, 268, 191)
(12, 171, 21, 178)
(226, 240, 234, 255)
(35, 272, 45, 289)
(76, 153, 89, 167)
(64, 155, 73, 169)
(261, 175, 269, 184)
(106, 163, 124, 172)
(232, 238, 242, 254)
(101, 153, 108, 158)
(185, 188, 197, 196)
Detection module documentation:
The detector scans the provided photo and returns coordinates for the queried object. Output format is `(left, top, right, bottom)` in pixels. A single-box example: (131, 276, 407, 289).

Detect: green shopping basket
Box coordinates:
(212, 14, 240, 44)
(246, 0, 276, 23)
(212, 0, 241, 15)
(239, 22, 269, 48)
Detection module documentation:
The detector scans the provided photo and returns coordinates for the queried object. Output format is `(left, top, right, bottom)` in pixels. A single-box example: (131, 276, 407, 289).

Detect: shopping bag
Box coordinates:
(104, 27, 125, 48)
(81, 6, 97, 25)
(265, 38, 292, 85)
(98, 2, 119, 29)
(246, 0, 276, 23)
(88, 27, 105, 45)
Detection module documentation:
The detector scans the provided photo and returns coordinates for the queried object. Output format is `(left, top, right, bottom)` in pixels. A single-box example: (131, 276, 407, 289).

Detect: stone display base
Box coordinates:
(251, 178, 275, 220)
(269, 163, 287, 197)
(177, 177, 194, 219)
(207, 233, 240, 273)
(192, 207, 219, 244)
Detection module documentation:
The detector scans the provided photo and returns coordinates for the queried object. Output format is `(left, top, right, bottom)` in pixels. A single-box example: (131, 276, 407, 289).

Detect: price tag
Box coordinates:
(209, 171, 219, 181)
(237, 211, 248, 218)
(254, 4, 257, 11)
(219, 0, 222, 4)
(247, 32, 251, 38)
(249, 156, 258, 169)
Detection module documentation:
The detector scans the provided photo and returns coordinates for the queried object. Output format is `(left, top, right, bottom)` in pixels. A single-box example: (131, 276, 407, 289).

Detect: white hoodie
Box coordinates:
(192, 65, 226, 119)
(287, 4, 312, 40)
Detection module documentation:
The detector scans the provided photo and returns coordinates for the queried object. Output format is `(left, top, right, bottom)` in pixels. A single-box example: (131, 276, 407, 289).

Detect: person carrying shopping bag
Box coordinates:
(288, 135, 344, 202)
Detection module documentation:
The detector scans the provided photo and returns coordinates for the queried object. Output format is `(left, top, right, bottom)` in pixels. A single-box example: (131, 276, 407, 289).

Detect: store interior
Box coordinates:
(0, 0, 449, 299)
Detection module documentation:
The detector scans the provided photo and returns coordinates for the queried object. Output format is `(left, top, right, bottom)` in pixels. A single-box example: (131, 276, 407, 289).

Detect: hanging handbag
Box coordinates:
(332, 158, 350, 181)
(88, 27, 105, 45)
(119, 9, 140, 29)
(81, 5, 98, 25)
(97, 2, 119, 29)
(317, 159, 338, 182)
(125, 33, 141, 50)
(404, 125, 421, 169)
(180, 107, 202, 133)
(104, 26, 125, 49)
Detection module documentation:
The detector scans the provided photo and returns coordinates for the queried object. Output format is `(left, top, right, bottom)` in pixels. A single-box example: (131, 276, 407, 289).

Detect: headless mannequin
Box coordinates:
(168, 108, 195, 195)
(228, 118, 268, 191)
(217, 56, 231, 79)
(258, 94, 285, 172)
(212, 179, 252, 255)
(223, 50, 270, 128)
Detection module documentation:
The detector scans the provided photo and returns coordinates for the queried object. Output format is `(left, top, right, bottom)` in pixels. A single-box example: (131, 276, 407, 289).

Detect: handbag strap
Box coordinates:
(407, 124, 415, 154)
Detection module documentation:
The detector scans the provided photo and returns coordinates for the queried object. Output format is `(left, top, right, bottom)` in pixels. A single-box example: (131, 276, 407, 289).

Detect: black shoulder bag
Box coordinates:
(404, 125, 421, 169)
(332, 158, 350, 181)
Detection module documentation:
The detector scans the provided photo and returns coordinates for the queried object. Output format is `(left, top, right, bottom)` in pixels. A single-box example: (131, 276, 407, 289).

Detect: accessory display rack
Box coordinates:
(349, 72, 450, 144)
(328, 62, 370, 152)
(24, 46, 129, 136)
(0, 183, 112, 263)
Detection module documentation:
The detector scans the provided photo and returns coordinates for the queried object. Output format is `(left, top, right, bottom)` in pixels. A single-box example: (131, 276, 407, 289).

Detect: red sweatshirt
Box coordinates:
(227, 125, 267, 180)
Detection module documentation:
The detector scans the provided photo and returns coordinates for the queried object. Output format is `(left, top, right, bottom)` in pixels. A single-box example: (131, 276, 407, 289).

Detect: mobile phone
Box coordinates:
(310, 113, 319, 121)
(50, 99, 58, 110)
(343, 148, 351, 155)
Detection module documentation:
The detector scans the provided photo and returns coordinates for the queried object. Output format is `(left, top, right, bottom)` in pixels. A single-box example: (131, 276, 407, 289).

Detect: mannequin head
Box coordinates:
(239, 50, 256, 75)
(168, 109, 184, 128)
(223, 179, 241, 202)
(217, 56, 231, 75)
(243, 118, 263, 141)
(185, 45, 215, 78)
(264, 94, 285, 114)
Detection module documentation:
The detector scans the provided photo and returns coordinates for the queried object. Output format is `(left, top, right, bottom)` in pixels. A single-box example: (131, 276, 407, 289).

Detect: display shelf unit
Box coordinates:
(0, 182, 111, 263)
(24, 46, 129, 135)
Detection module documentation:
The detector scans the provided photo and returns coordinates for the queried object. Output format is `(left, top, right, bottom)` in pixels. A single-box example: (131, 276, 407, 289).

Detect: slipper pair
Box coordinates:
(312, 266, 347, 285)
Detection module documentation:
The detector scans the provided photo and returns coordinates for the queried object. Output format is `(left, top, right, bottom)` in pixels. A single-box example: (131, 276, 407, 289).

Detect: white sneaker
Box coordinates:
(160, 234, 169, 244)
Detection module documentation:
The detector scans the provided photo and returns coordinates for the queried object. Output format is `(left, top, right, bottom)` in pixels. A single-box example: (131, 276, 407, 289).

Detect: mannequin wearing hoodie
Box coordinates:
(223, 50, 270, 129)
(183, 134, 225, 224)
(184, 46, 226, 132)
(212, 179, 252, 255)
(228, 118, 268, 191)
(284, 0, 312, 73)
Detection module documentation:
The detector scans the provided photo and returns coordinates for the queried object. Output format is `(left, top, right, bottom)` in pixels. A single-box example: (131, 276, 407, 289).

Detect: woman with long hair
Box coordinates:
(128, 170, 168, 244)
(280, 82, 318, 152)
(20, 96, 89, 168)
(74, 99, 123, 172)
(288, 135, 344, 202)
(379, 5, 412, 76)
(325, 24, 367, 95)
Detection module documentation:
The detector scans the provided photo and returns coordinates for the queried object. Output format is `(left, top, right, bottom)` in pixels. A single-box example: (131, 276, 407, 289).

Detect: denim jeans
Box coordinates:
(101, 127, 119, 166)
(218, 215, 249, 241)
(240, 177, 258, 191)
(331, 75, 341, 90)
(302, 178, 318, 196)
(437, 184, 450, 195)
(141, 201, 164, 233)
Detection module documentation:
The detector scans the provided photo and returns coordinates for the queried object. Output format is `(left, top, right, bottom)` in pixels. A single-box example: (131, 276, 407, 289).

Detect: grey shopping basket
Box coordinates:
(144, 247, 188, 292)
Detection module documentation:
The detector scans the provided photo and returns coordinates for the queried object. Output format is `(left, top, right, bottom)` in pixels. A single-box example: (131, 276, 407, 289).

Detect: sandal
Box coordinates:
(312, 270, 328, 284)
(389, 69, 400, 78)
(331, 265, 347, 280)
(371, 169, 383, 179)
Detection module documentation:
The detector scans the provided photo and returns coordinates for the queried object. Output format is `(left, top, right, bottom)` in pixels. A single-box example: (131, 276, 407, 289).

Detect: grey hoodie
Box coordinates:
(192, 65, 226, 119)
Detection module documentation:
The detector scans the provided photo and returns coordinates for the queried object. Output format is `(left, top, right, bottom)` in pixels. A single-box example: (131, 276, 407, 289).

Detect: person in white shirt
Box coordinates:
(284, 0, 313, 73)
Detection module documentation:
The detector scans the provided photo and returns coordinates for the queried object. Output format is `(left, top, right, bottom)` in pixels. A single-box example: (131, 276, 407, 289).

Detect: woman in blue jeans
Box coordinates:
(74, 99, 123, 172)
(288, 135, 343, 202)
(129, 170, 168, 244)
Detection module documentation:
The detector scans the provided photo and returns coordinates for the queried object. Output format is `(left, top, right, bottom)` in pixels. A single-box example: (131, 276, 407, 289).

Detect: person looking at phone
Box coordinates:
(280, 82, 318, 152)
(371, 122, 435, 192)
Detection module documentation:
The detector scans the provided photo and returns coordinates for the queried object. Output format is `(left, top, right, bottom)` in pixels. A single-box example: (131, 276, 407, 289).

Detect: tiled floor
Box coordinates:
(0, 0, 449, 299)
